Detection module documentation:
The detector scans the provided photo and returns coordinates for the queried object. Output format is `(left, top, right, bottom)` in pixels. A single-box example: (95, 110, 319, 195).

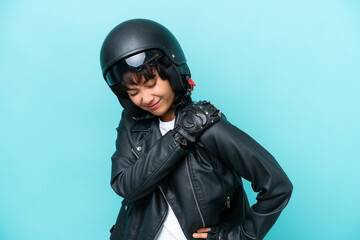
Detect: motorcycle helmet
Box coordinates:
(100, 19, 192, 118)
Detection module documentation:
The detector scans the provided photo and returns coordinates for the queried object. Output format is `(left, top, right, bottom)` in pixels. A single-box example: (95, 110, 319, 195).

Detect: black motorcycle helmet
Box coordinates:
(100, 19, 192, 118)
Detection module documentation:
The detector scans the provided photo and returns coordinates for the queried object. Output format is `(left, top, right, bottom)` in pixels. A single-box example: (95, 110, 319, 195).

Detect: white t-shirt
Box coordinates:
(157, 118, 187, 240)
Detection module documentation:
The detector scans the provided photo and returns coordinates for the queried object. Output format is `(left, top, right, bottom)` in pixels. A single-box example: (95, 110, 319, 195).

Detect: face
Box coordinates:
(125, 69, 176, 122)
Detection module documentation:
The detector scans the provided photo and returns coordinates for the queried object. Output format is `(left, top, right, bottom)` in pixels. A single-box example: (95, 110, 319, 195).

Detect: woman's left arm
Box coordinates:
(196, 117, 293, 240)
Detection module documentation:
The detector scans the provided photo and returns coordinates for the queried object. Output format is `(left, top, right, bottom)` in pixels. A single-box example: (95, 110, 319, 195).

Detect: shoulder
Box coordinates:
(189, 99, 238, 136)
(199, 110, 254, 148)
(200, 113, 234, 138)
(117, 110, 135, 130)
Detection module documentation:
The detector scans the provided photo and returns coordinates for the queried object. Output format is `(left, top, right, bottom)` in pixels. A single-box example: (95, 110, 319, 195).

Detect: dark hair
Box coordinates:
(114, 63, 168, 97)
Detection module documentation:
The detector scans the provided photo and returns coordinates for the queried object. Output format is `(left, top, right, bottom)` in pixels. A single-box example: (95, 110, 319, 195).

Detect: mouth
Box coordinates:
(146, 100, 161, 110)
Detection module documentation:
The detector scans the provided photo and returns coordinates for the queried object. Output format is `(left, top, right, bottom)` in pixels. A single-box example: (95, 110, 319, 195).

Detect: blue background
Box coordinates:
(1, 0, 359, 239)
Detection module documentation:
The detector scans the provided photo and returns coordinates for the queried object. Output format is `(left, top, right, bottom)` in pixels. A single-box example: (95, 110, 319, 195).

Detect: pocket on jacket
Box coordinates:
(110, 199, 133, 240)
(121, 199, 133, 216)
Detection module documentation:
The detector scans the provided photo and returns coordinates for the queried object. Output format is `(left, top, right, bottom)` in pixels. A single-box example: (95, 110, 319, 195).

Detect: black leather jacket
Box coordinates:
(109, 106, 293, 240)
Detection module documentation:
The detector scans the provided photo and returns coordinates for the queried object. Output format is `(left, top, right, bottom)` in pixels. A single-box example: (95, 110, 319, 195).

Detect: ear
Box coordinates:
(159, 55, 172, 67)
(159, 56, 189, 92)
(166, 64, 186, 92)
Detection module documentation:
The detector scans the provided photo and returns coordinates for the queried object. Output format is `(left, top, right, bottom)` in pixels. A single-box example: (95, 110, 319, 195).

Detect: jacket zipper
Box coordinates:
(153, 186, 169, 240)
(185, 156, 206, 227)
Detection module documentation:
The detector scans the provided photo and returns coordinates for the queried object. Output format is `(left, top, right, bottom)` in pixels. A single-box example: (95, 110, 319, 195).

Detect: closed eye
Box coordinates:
(145, 79, 157, 88)
(129, 92, 138, 97)
(127, 89, 139, 97)
(126, 79, 156, 97)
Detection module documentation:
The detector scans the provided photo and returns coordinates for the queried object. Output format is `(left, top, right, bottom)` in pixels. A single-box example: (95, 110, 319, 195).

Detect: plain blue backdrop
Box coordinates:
(1, 0, 359, 239)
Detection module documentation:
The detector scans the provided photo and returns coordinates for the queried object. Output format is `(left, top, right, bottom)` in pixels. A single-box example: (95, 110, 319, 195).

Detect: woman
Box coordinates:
(100, 19, 293, 240)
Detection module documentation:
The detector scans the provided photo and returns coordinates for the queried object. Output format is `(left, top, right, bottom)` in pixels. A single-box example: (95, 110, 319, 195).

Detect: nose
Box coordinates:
(142, 91, 154, 105)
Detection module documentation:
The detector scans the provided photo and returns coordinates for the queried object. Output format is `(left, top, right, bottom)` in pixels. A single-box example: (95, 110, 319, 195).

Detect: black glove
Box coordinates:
(206, 224, 230, 240)
(207, 224, 247, 240)
(172, 101, 220, 147)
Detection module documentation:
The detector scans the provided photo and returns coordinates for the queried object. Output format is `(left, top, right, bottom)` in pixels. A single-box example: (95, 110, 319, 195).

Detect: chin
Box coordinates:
(146, 109, 164, 116)
(154, 111, 166, 117)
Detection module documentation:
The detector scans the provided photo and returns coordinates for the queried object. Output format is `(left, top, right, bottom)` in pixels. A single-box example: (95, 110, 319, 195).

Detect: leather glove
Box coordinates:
(206, 224, 230, 240)
(172, 101, 220, 147)
(207, 224, 247, 240)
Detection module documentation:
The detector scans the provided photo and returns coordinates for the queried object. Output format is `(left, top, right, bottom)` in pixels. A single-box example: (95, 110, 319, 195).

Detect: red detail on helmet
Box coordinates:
(188, 78, 196, 91)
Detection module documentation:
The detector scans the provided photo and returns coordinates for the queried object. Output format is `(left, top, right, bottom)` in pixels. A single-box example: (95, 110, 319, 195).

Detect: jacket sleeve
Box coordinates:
(110, 112, 187, 203)
(199, 117, 293, 240)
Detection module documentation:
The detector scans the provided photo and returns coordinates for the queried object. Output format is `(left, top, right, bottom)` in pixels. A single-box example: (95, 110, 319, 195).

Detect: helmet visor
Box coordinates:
(105, 50, 163, 86)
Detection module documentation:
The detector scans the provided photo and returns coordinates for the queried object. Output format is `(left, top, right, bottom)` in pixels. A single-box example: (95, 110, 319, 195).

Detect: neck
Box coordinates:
(160, 109, 175, 122)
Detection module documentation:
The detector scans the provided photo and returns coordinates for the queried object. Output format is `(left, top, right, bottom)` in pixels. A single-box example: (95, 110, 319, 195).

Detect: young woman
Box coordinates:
(100, 19, 293, 240)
